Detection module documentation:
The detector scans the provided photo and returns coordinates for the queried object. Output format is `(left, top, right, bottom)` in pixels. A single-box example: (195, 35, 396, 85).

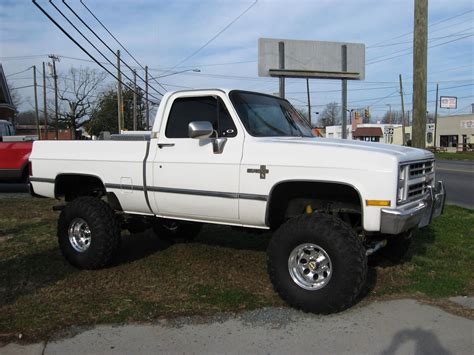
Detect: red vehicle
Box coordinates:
(0, 120, 33, 182)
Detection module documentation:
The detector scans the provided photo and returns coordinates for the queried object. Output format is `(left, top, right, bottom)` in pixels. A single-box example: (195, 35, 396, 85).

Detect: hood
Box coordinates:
(267, 137, 434, 163)
(244, 137, 434, 173)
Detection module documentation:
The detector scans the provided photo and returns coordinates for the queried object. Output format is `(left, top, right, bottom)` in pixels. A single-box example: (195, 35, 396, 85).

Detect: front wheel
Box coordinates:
(267, 213, 367, 314)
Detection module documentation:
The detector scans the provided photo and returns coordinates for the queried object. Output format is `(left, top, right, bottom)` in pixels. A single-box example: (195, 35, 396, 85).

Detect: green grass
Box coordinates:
(0, 198, 472, 342)
(435, 152, 474, 161)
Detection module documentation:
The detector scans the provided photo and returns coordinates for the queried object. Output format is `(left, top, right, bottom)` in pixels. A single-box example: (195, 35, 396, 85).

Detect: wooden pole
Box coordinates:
(399, 74, 406, 145)
(434, 83, 439, 148)
(33, 65, 41, 139)
(52, 59, 59, 139)
(133, 69, 137, 131)
(412, 0, 428, 148)
(116, 50, 123, 133)
(145, 65, 149, 130)
(42, 62, 48, 139)
(306, 78, 312, 126)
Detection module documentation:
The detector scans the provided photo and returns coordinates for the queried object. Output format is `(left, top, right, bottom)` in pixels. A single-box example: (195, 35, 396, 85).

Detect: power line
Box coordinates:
(170, 0, 258, 70)
(77, 0, 168, 93)
(62, 0, 164, 96)
(47, 0, 162, 101)
(31, 0, 159, 105)
(368, 30, 473, 49)
(6, 67, 32, 78)
(367, 9, 474, 48)
(367, 33, 474, 66)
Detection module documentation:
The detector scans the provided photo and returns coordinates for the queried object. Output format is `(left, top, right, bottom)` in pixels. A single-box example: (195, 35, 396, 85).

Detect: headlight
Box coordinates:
(397, 164, 409, 203)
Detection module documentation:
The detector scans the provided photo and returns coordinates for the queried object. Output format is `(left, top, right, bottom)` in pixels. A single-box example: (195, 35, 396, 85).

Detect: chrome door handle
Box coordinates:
(158, 143, 175, 149)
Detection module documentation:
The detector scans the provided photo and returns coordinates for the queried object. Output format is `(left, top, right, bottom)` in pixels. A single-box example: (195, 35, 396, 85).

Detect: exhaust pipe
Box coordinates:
(366, 240, 387, 256)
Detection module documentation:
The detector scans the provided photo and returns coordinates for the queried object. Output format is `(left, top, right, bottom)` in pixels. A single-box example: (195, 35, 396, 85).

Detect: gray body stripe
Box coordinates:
(32, 177, 268, 202)
(29, 177, 55, 183)
(104, 183, 144, 191)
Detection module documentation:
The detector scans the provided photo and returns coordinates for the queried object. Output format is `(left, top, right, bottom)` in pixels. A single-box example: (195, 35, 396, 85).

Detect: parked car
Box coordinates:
(29, 89, 446, 314)
(0, 120, 33, 182)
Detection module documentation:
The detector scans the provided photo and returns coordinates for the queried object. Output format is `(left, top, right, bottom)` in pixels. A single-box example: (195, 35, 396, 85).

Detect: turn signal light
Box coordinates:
(366, 200, 391, 207)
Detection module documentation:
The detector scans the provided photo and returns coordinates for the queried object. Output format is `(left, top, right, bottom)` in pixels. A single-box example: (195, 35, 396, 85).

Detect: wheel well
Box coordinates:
(55, 174, 106, 201)
(266, 181, 362, 229)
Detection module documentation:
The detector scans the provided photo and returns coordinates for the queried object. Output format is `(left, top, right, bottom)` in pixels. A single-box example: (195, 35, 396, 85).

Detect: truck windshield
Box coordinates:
(229, 91, 313, 137)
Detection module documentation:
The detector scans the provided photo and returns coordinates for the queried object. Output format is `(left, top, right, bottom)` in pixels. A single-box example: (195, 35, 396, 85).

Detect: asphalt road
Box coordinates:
(436, 160, 474, 209)
(3, 299, 473, 354)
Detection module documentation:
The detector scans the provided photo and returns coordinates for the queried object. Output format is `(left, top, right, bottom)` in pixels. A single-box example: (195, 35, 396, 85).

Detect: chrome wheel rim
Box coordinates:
(288, 243, 332, 290)
(68, 218, 92, 253)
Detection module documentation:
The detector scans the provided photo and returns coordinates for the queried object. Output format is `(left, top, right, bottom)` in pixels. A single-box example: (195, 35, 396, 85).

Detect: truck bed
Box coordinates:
(29, 140, 152, 214)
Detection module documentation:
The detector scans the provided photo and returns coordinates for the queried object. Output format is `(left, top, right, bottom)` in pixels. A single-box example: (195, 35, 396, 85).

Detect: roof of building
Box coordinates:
(352, 127, 383, 137)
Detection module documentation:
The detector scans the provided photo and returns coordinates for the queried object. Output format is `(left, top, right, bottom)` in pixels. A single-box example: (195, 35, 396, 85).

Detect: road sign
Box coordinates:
(440, 96, 457, 109)
(258, 38, 365, 80)
(384, 126, 394, 135)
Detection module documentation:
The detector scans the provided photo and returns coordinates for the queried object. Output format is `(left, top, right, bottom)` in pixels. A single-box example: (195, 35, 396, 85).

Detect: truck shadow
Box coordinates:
(369, 226, 436, 268)
(194, 225, 272, 252)
(0, 247, 75, 307)
(112, 230, 172, 266)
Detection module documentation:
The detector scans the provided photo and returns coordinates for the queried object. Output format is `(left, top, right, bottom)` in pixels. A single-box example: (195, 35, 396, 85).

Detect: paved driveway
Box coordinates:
(3, 299, 473, 355)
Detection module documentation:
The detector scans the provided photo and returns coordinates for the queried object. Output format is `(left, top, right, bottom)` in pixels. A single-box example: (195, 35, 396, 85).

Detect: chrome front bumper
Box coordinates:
(380, 181, 446, 235)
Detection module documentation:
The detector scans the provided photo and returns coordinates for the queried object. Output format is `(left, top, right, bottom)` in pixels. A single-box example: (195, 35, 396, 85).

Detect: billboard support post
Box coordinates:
(278, 41, 285, 99)
(341, 45, 348, 139)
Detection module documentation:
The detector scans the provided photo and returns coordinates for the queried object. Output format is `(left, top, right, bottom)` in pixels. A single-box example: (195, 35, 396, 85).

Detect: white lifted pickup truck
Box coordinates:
(29, 89, 445, 313)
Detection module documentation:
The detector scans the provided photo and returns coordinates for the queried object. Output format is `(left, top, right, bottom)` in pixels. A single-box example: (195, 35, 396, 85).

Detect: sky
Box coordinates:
(0, 0, 473, 125)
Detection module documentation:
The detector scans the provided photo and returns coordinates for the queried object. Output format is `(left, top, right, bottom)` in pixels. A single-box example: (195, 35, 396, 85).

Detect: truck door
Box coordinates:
(151, 93, 243, 222)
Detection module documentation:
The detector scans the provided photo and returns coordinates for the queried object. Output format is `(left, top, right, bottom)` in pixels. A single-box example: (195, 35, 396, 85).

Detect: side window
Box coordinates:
(165, 96, 237, 138)
(0, 124, 6, 137)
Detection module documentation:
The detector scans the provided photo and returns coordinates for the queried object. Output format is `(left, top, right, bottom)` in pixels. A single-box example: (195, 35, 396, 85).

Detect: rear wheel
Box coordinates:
(267, 213, 367, 314)
(58, 196, 121, 269)
(152, 218, 202, 242)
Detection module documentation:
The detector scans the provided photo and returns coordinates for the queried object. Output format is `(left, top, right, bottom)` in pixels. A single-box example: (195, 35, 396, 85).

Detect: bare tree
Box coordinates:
(318, 102, 341, 127)
(56, 67, 107, 135)
(6, 80, 22, 109)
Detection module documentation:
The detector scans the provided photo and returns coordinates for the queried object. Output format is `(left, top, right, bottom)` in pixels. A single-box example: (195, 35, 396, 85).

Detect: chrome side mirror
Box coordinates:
(188, 121, 214, 139)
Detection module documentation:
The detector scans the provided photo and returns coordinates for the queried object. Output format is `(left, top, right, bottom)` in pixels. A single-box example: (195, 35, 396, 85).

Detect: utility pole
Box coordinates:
(42, 62, 48, 139)
(145, 65, 149, 129)
(133, 69, 137, 131)
(306, 78, 312, 126)
(33, 65, 41, 139)
(116, 50, 123, 133)
(387, 104, 392, 124)
(49, 54, 60, 140)
(399, 74, 406, 145)
(341, 44, 348, 139)
(434, 83, 439, 148)
(412, 0, 428, 148)
(278, 41, 285, 99)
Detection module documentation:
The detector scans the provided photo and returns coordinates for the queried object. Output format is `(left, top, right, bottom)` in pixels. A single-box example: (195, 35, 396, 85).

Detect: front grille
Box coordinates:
(398, 159, 435, 204)
(409, 160, 434, 179)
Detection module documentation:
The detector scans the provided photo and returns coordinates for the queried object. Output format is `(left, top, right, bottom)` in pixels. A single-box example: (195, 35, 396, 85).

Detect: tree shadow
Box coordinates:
(381, 328, 451, 355)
